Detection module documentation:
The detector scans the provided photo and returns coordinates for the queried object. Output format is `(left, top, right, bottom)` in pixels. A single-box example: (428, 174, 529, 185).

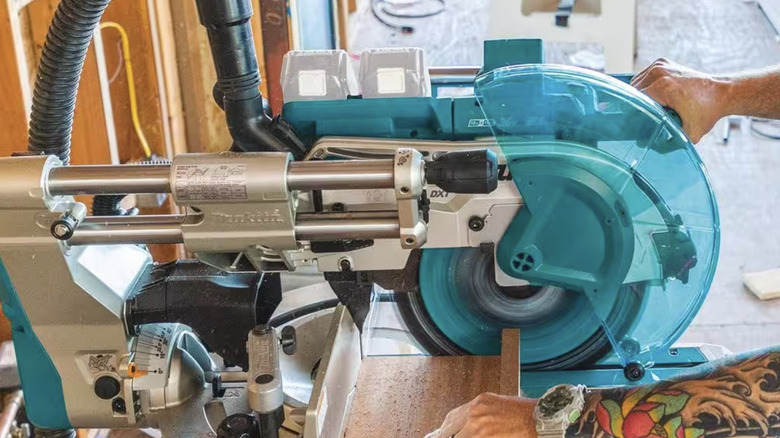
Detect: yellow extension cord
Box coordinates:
(100, 22, 153, 159)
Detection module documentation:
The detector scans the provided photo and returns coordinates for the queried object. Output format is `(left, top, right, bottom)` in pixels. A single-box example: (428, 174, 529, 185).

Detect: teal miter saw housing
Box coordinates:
(0, 2, 722, 428)
(283, 39, 720, 393)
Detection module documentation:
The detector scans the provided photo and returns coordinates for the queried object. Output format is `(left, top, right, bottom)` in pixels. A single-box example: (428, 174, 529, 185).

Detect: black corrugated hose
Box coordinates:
(27, 0, 112, 165)
(92, 194, 134, 217)
(27, 2, 111, 435)
(35, 428, 77, 438)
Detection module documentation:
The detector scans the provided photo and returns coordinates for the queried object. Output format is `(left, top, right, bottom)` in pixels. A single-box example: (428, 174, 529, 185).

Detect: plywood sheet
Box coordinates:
(343, 356, 502, 438)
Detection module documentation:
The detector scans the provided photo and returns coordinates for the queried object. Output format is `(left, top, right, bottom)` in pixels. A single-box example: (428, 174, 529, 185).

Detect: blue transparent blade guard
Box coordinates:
(474, 65, 720, 367)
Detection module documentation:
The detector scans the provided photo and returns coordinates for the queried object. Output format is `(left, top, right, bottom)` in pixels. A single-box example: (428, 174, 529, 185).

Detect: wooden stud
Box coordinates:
(259, 0, 292, 115)
(154, 1, 188, 157)
(0, 0, 32, 157)
(146, 0, 174, 160)
(251, 0, 270, 98)
(170, 0, 231, 154)
(334, 0, 351, 50)
(101, 0, 167, 163)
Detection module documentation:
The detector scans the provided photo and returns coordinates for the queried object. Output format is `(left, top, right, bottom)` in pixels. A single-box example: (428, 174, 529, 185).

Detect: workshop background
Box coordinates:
(0, 0, 779, 436)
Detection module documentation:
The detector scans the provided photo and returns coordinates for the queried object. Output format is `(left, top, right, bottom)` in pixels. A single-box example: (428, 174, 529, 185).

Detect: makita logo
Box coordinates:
(429, 190, 450, 198)
(468, 118, 495, 128)
(498, 164, 513, 181)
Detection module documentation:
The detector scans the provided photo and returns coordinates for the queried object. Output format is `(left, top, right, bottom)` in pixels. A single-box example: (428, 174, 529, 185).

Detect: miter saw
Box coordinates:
(0, 0, 722, 436)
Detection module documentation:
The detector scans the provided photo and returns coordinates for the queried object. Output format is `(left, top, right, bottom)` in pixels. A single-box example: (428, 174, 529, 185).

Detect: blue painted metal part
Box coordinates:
(282, 39, 547, 147)
(522, 347, 708, 398)
(0, 257, 71, 428)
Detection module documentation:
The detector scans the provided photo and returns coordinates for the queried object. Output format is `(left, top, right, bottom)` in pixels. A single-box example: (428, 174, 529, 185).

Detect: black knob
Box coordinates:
(217, 413, 260, 438)
(51, 214, 78, 240)
(111, 397, 127, 414)
(468, 216, 485, 232)
(94, 376, 121, 400)
(624, 362, 646, 382)
(281, 326, 297, 355)
(212, 373, 226, 398)
(253, 324, 272, 336)
(426, 150, 499, 194)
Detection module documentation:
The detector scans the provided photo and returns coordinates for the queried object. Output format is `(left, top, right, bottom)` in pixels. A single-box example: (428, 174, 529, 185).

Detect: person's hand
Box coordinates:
(632, 59, 731, 143)
(424, 393, 538, 438)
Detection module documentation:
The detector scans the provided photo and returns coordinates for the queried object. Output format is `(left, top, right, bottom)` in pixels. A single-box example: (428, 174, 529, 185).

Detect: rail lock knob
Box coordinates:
(425, 149, 499, 194)
(51, 213, 79, 241)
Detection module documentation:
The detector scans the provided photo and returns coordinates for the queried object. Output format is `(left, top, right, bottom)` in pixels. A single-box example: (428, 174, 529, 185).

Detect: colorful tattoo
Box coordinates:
(567, 350, 780, 438)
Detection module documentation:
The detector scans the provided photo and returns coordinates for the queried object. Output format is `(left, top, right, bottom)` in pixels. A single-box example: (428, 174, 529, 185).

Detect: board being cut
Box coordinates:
(342, 356, 503, 438)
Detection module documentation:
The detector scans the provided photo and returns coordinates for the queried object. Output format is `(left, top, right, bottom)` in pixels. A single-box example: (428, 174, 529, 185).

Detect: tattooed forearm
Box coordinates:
(566, 347, 780, 438)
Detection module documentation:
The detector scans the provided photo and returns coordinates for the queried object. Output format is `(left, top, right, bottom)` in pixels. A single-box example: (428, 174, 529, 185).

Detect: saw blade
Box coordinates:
(407, 247, 642, 369)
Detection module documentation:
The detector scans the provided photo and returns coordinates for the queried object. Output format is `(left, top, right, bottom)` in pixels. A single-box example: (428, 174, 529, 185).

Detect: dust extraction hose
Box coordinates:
(27, 0, 304, 166)
(26, 5, 110, 433)
(27, 0, 112, 165)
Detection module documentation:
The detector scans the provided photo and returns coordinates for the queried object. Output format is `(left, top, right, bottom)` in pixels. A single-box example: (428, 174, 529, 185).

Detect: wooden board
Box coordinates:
(744, 268, 780, 301)
(500, 328, 521, 396)
(343, 356, 503, 438)
(344, 329, 521, 438)
(0, 0, 30, 157)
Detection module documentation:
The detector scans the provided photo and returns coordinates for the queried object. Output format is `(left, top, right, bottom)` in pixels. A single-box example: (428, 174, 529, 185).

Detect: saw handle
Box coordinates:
(425, 149, 499, 194)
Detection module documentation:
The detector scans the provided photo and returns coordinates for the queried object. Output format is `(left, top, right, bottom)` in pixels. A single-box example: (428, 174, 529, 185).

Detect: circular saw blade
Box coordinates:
(399, 247, 642, 370)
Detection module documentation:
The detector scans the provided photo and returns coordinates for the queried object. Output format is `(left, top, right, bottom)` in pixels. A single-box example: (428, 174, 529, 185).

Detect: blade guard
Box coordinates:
(476, 65, 720, 366)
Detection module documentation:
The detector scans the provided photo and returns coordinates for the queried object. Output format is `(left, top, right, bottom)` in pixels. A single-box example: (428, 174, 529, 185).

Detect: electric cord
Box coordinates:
(371, 0, 445, 34)
(750, 117, 780, 140)
(100, 22, 153, 159)
(268, 291, 398, 328)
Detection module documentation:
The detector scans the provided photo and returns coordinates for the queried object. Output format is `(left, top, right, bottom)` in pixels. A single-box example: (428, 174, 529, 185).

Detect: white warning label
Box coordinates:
(174, 164, 248, 201)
